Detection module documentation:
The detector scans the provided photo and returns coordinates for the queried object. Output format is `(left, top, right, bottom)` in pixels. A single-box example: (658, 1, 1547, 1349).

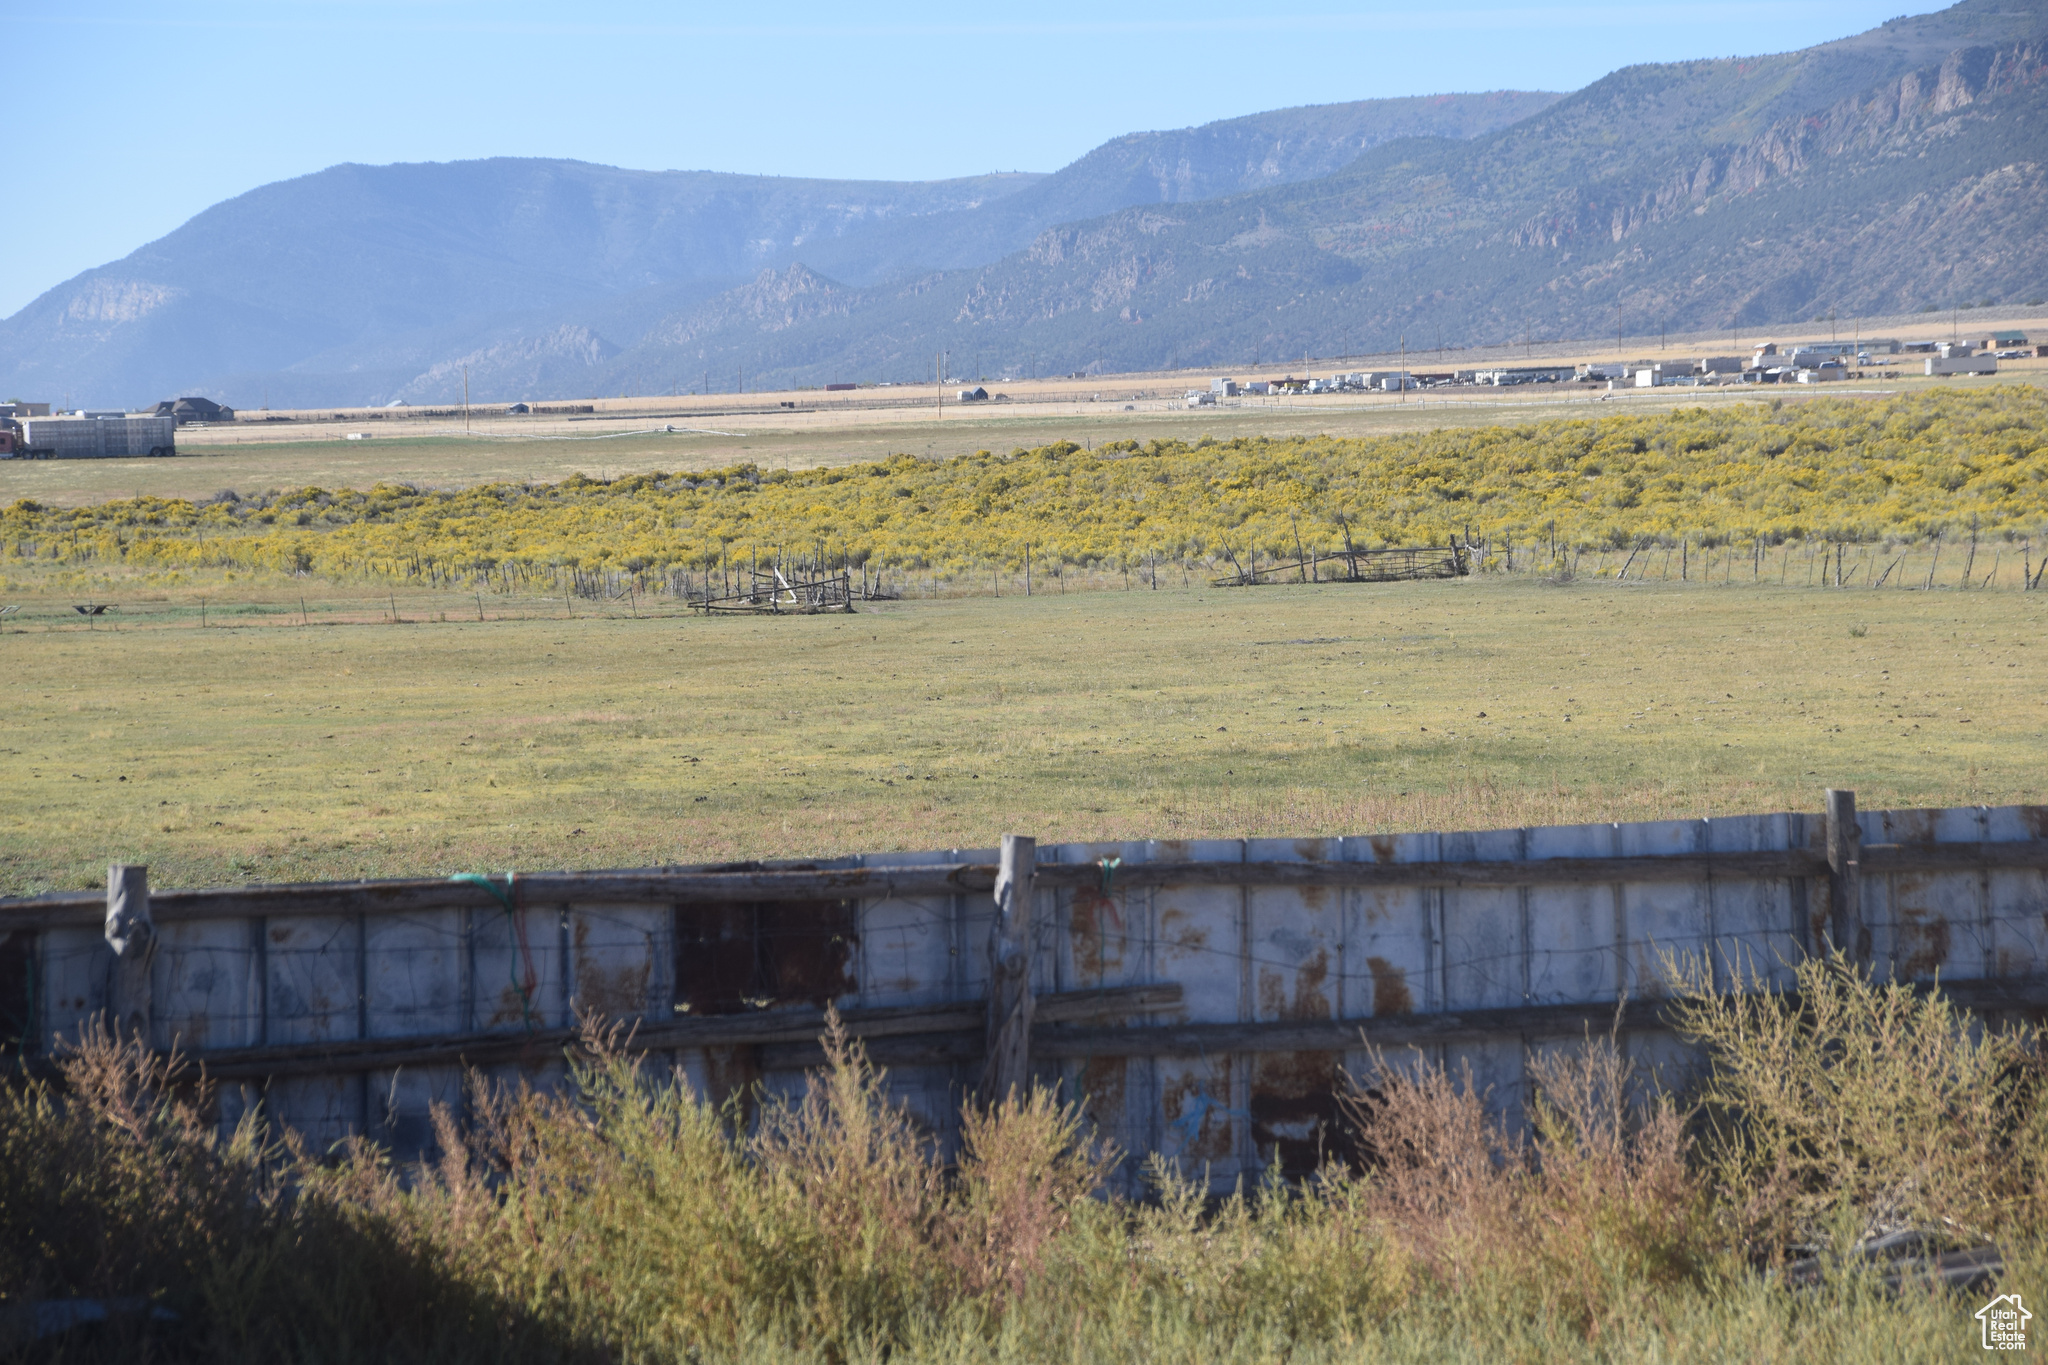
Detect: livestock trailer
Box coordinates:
(14, 415, 177, 458)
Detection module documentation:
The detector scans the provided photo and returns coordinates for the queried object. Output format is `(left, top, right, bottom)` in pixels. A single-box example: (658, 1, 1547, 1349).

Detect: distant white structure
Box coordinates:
(1926, 343, 1997, 376)
(1794, 364, 1850, 383)
(1210, 377, 1237, 396)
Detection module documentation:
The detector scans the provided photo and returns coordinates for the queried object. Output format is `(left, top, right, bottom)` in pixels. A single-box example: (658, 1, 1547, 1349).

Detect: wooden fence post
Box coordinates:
(1824, 789, 1867, 964)
(980, 834, 1037, 1106)
(105, 863, 155, 1040)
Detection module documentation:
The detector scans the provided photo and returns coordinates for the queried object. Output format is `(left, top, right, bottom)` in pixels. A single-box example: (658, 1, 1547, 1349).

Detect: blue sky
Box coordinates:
(4, 0, 1954, 318)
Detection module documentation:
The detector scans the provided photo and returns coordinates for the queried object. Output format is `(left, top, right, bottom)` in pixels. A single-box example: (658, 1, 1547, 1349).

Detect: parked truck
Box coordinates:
(11, 414, 177, 459)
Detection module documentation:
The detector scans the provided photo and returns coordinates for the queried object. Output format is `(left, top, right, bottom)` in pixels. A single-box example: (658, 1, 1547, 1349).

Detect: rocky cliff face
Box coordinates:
(1509, 41, 2048, 251)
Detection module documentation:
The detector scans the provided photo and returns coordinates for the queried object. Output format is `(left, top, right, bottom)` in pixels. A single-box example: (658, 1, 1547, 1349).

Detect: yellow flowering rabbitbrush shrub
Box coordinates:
(5, 389, 2046, 585)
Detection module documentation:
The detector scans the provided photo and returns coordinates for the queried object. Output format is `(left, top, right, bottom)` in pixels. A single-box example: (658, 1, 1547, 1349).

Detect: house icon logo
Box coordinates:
(1977, 1293, 2030, 1350)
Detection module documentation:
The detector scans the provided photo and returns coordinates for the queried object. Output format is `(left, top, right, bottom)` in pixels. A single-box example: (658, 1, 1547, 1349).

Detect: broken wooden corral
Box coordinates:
(1213, 542, 1468, 587)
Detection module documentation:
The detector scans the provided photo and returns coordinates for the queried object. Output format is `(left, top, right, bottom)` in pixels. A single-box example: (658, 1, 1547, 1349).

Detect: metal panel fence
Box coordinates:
(4, 791, 2045, 1187)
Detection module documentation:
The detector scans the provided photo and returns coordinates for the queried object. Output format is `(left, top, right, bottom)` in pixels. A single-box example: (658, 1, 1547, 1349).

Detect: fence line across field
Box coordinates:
(5, 789, 2046, 1186)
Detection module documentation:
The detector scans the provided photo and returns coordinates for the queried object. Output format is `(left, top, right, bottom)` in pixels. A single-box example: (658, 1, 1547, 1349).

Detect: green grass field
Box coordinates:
(3, 570, 2040, 896)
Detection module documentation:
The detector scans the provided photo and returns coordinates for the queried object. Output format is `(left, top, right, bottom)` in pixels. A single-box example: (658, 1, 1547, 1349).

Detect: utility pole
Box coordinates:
(462, 364, 470, 434)
(936, 351, 943, 421)
(1399, 335, 1406, 403)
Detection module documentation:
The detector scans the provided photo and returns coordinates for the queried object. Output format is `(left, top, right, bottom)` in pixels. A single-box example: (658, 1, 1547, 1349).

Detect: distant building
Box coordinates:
(0, 402, 51, 418)
(1184, 390, 1216, 406)
(956, 386, 988, 402)
(824, 383, 856, 392)
(1210, 377, 1237, 396)
(1976, 330, 2028, 349)
(1927, 345, 1997, 376)
(1787, 340, 1889, 360)
(1243, 381, 1272, 395)
(152, 396, 235, 424)
(504, 402, 531, 414)
(1794, 363, 1850, 383)
(1477, 366, 1571, 386)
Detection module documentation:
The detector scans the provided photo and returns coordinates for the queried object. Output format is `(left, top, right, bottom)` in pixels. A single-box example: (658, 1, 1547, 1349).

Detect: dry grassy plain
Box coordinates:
(2, 571, 2040, 896)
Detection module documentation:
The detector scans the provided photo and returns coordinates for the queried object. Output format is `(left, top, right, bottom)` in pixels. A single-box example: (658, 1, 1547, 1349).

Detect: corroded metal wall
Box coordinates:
(16, 805, 2048, 1185)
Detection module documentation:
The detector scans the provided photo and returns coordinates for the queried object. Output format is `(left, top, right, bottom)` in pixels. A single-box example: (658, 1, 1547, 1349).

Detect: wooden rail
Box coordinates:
(159, 984, 1180, 1083)
(40, 973, 2048, 1081)
(707, 974, 2048, 1071)
(1034, 975, 2048, 1058)
(6, 841, 2047, 932)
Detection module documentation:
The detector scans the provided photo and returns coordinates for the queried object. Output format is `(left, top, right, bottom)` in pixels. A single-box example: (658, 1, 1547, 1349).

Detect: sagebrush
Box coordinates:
(3, 960, 2042, 1361)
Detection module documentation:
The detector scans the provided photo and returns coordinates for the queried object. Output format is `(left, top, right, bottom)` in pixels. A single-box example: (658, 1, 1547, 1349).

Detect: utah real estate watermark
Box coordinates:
(1977, 1293, 2031, 1351)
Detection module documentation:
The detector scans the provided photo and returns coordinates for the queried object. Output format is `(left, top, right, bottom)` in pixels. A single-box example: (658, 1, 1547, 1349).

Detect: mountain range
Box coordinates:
(4, 0, 2045, 409)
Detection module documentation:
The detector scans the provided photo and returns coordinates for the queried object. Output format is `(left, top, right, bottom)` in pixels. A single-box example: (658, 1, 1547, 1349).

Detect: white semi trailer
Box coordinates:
(12, 415, 178, 459)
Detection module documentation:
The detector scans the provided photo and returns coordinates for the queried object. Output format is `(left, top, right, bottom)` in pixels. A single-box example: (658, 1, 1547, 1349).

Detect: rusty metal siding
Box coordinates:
(17, 804, 2048, 1179)
(1148, 839, 1252, 1186)
(39, 924, 111, 1050)
(152, 918, 259, 1053)
(1241, 837, 1344, 1176)
(1339, 831, 1444, 1142)
(1436, 827, 1530, 1128)
(1526, 822, 1625, 1007)
(1046, 839, 1154, 1188)
(1700, 813, 1807, 993)
(1986, 806, 2048, 980)
(856, 847, 996, 1155)
(367, 910, 466, 1037)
